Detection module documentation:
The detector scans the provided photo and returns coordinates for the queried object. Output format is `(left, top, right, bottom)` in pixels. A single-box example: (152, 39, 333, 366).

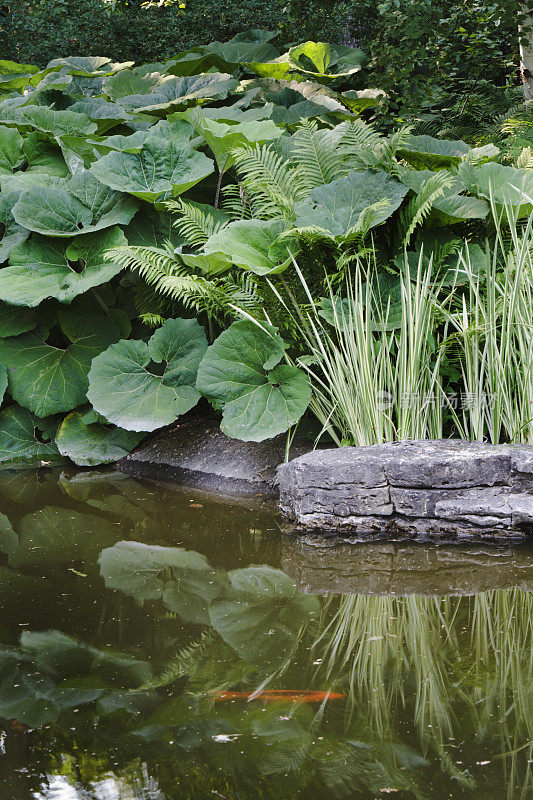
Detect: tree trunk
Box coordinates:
(520, 5, 533, 100)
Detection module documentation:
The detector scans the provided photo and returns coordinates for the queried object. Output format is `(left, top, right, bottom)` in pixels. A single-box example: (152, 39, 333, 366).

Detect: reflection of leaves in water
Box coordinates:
(0, 468, 57, 505)
(209, 565, 320, 668)
(0, 511, 17, 559)
(9, 506, 118, 569)
(99, 541, 225, 624)
(0, 629, 152, 727)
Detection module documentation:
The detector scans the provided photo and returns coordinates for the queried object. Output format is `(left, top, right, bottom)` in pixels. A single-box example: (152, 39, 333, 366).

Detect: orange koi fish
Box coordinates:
(211, 690, 344, 703)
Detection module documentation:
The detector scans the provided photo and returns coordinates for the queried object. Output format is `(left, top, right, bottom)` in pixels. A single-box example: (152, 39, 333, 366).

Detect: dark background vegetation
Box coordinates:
(0, 0, 522, 116)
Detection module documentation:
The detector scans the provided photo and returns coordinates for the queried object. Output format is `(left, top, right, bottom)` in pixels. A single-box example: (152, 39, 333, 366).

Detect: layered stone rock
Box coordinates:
(277, 440, 533, 540)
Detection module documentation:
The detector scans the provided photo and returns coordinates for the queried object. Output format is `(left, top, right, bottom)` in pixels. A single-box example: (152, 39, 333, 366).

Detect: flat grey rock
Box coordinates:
(278, 439, 533, 539)
(282, 538, 533, 595)
(115, 414, 312, 498)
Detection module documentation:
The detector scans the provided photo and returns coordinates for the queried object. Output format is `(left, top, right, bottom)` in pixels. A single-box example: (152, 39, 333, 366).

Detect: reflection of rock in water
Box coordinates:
(281, 536, 533, 596)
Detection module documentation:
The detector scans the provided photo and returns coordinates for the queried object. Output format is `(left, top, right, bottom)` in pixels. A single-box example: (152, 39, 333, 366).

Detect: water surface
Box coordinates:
(1, 468, 532, 800)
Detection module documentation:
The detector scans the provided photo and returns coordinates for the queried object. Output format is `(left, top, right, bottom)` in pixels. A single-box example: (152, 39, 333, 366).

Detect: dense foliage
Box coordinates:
(1, 27, 533, 468)
(2, 0, 520, 118)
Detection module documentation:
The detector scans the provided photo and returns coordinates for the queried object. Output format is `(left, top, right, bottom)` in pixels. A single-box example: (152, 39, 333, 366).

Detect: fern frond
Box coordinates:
(107, 243, 181, 281)
(164, 199, 229, 249)
(399, 172, 454, 246)
(232, 143, 307, 218)
(220, 183, 263, 220)
(291, 119, 342, 190)
(336, 119, 411, 176)
(517, 146, 533, 169)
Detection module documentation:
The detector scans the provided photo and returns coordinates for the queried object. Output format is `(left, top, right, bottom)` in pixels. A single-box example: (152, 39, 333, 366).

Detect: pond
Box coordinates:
(1, 468, 533, 800)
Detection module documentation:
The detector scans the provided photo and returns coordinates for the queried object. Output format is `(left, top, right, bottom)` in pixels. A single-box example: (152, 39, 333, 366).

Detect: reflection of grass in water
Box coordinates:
(313, 589, 533, 797)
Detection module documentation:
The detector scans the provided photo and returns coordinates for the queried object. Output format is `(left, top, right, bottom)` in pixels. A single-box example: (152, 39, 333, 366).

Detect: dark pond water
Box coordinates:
(1, 468, 533, 800)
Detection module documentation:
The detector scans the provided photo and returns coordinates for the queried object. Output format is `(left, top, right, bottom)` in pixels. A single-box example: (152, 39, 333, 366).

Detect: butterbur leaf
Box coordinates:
(56, 411, 146, 466)
(0, 301, 36, 336)
(102, 70, 162, 102)
(0, 127, 67, 179)
(1, 227, 127, 306)
(203, 219, 297, 275)
(288, 42, 365, 79)
(0, 405, 65, 468)
(88, 318, 208, 432)
(341, 89, 386, 112)
(0, 60, 39, 92)
(90, 137, 214, 202)
(67, 99, 135, 132)
(0, 192, 29, 262)
(12, 171, 139, 236)
(295, 170, 408, 238)
(458, 161, 533, 216)
(194, 30, 280, 71)
(113, 73, 239, 114)
(400, 169, 489, 223)
(181, 109, 282, 172)
(397, 135, 470, 169)
(209, 565, 320, 667)
(21, 106, 98, 137)
(99, 541, 223, 624)
(46, 56, 132, 74)
(196, 319, 311, 441)
(0, 312, 121, 417)
(0, 125, 23, 173)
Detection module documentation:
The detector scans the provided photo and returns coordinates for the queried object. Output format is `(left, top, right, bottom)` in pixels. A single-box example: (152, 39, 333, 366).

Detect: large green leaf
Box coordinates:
(0, 125, 23, 172)
(400, 169, 490, 223)
(209, 566, 320, 667)
(0, 126, 67, 178)
(88, 318, 208, 432)
(46, 56, 133, 74)
(0, 60, 39, 92)
(397, 135, 470, 169)
(193, 30, 280, 71)
(294, 170, 408, 237)
(102, 69, 161, 102)
(0, 405, 65, 468)
(0, 301, 36, 336)
(99, 541, 223, 624)
(0, 362, 7, 406)
(458, 161, 533, 216)
(196, 319, 311, 441)
(123, 207, 182, 248)
(262, 80, 350, 124)
(1, 227, 127, 306)
(0, 192, 29, 262)
(20, 106, 98, 137)
(12, 171, 139, 236)
(0, 312, 120, 417)
(90, 137, 214, 203)
(113, 73, 239, 114)
(288, 42, 365, 79)
(203, 218, 298, 275)
(180, 108, 282, 172)
(67, 98, 135, 133)
(56, 410, 145, 466)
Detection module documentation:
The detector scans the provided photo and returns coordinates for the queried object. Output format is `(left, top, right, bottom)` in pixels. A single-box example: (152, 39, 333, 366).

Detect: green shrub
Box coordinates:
(2, 0, 289, 66)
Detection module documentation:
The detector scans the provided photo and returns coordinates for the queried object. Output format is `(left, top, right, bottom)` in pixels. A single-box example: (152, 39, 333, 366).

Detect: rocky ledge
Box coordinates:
(277, 440, 533, 540)
(116, 414, 312, 499)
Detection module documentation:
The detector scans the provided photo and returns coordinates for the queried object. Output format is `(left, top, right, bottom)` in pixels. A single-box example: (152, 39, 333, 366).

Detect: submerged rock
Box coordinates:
(277, 440, 533, 540)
